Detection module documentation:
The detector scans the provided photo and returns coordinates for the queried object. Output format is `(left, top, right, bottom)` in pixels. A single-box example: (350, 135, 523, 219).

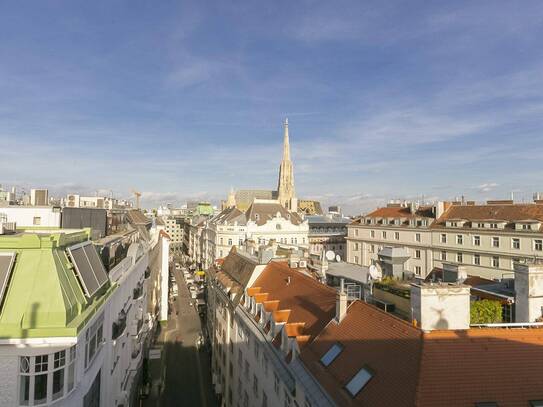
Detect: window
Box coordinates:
(320, 343, 343, 366)
(441, 251, 447, 261)
(535, 239, 543, 251)
(243, 391, 249, 407)
(85, 314, 104, 368)
(370, 245, 375, 253)
(414, 266, 421, 275)
(263, 353, 269, 376)
(355, 229, 359, 236)
(394, 232, 400, 240)
(228, 238, 232, 246)
(477, 223, 485, 228)
(283, 389, 291, 407)
(19, 346, 76, 405)
(354, 243, 359, 251)
(220, 238, 223, 245)
(415, 233, 421, 242)
(345, 367, 373, 397)
(457, 252, 463, 263)
(441, 234, 447, 243)
(370, 230, 375, 238)
(354, 256, 359, 264)
(492, 237, 500, 248)
(457, 235, 463, 245)
(473, 235, 481, 246)
(473, 254, 480, 265)
(415, 250, 421, 259)
(512, 238, 520, 249)
(492, 256, 500, 268)
(382, 231, 387, 239)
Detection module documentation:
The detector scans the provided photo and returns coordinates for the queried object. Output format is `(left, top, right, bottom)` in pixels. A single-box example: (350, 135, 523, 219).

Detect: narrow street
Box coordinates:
(144, 267, 217, 407)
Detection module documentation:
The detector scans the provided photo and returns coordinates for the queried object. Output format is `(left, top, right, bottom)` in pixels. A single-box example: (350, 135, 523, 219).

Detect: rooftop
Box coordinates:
(0, 229, 113, 339)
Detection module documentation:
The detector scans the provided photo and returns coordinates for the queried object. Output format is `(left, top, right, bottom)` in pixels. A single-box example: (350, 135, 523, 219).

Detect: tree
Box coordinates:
(470, 300, 502, 324)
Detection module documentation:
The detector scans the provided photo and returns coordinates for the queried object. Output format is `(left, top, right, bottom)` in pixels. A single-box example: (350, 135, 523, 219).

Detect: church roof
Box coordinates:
(235, 190, 278, 211)
(245, 200, 303, 226)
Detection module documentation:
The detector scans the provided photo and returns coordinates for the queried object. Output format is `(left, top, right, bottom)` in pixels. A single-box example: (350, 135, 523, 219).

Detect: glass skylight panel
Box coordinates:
(345, 367, 373, 397)
(0, 252, 16, 307)
(320, 343, 343, 367)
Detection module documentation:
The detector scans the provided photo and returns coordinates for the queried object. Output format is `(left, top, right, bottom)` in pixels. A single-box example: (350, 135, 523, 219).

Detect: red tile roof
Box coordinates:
(433, 203, 543, 231)
(251, 261, 337, 342)
(301, 299, 543, 406)
(300, 301, 422, 406)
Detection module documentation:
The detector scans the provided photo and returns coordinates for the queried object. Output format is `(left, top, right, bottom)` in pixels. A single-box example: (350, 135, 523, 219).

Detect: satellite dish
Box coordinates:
(369, 264, 382, 281)
(335, 254, 341, 262)
(325, 251, 335, 261)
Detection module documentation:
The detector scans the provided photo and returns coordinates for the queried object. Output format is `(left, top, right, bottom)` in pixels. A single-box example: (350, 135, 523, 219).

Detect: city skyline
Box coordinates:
(1, 1, 543, 214)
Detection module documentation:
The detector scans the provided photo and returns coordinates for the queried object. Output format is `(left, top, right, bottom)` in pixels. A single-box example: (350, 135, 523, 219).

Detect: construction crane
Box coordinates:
(131, 189, 141, 209)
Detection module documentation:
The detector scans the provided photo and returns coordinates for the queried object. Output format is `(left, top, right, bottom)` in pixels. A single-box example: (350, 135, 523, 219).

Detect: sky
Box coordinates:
(1, 1, 543, 215)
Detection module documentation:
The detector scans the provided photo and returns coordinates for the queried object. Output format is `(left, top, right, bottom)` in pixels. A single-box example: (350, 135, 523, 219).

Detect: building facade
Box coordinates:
(307, 214, 349, 261)
(0, 210, 169, 407)
(347, 200, 543, 280)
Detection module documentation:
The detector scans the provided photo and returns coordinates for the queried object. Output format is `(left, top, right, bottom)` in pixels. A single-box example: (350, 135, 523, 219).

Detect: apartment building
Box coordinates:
(200, 199, 309, 269)
(207, 249, 337, 407)
(207, 247, 543, 406)
(347, 200, 543, 280)
(430, 202, 543, 279)
(346, 202, 443, 277)
(0, 210, 169, 407)
(307, 214, 350, 261)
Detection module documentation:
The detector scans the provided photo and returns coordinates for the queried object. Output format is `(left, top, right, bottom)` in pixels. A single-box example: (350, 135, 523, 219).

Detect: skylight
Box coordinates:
(320, 343, 343, 367)
(345, 367, 373, 397)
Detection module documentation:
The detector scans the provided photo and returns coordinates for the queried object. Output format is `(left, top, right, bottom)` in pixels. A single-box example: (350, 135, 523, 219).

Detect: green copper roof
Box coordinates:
(0, 229, 114, 339)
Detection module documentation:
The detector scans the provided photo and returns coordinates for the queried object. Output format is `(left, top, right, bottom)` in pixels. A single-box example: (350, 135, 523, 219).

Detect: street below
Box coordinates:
(144, 266, 217, 407)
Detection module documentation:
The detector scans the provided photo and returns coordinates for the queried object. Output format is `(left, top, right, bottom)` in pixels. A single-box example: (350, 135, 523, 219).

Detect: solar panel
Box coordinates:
(83, 244, 108, 287)
(68, 242, 108, 297)
(0, 252, 16, 307)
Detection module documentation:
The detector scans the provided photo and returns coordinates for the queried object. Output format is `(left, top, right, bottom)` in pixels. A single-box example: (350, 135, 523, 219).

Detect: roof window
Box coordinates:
(320, 343, 343, 367)
(345, 367, 373, 397)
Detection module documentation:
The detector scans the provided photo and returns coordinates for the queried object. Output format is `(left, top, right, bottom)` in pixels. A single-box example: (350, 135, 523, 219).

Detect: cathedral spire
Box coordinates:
(283, 118, 290, 161)
(277, 118, 296, 210)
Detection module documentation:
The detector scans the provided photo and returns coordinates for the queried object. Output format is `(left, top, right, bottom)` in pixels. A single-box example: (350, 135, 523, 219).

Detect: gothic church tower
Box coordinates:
(277, 118, 297, 211)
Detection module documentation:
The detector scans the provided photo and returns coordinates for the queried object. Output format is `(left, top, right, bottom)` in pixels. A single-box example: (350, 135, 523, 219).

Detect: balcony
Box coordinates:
(112, 310, 127, 340)
(133, 281, 144, 300)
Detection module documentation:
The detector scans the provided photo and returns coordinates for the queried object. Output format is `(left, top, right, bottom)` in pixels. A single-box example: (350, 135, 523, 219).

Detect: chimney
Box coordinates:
(335, 279, 348, 323)
(435, 201, 445, 219)
(442, 263, 467, 283)
(514, 261, 543, 323)
(410, 282, 470, 331)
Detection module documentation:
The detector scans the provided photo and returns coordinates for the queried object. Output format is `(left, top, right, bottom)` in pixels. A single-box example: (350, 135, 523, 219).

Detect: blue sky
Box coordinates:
(1, 1, 542, 214)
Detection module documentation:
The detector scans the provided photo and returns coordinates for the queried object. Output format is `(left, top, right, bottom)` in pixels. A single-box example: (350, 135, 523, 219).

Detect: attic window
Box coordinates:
(320, 343, 343, 367)
(255, 214, 260, 221)
(345, 367, 373, 397)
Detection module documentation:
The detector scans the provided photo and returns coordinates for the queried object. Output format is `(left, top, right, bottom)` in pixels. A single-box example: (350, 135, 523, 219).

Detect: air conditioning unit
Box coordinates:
(299, 260, 307, 268)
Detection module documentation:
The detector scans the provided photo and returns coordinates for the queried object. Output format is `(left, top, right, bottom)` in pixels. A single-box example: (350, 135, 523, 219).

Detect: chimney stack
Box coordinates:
(410, 282, 470, 331)
(514, 261, 543, 323)
(336, 279, 348, 323)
